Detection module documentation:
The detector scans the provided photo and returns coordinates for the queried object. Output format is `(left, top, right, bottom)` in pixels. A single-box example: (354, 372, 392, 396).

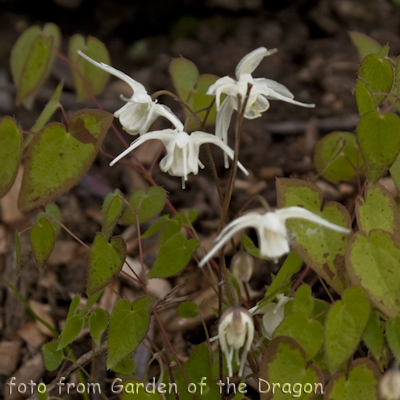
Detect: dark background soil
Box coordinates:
(1, 0, 400, 398)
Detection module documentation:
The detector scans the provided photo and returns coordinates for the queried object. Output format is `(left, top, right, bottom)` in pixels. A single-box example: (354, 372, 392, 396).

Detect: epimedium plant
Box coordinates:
(1, 23, 399, 400)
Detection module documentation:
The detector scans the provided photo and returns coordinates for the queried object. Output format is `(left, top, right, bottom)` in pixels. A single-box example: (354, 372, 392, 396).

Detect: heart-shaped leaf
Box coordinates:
(89, 308, 109, 345)
(0, 117, 22, 198)
(323, 358, 381, 400)
(107, 296, 154, 369)
(102, 189, 124, 240)
(324, 286, 371, 374)
(146, 233, 198, 279)
(259, 336, 324, 400)
(169, 57, 219, 130)
(314, 132, 363, 183)
(120, 186, 167, 225)
(346, 229, 400, 318)
(35, 203, 63, 237)
(30, 218, 55, 270)
(357, 111, 400, 184)
(42, 340, 63, 372)
(69, 35, 110, 101)
(358, 54, 393, 106)
(87, 234, 126, 296)
(356, 183, 400, 236)
(18, 109, 113, 212)
(273, 312, 323, 361)
(277, 178, 351, 294)
(11, 24, 61, 107)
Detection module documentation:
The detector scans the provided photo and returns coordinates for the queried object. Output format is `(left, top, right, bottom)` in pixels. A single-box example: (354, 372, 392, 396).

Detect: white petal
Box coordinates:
(198, 213, 261, 268)
(215, 97, 235, 167)
(263, 89, 315, 108)
(77, 50, 146, 94)
(258, 229, 290, 260)
(109, 130, 174, 166)
(254, 78, 294, 99)
(207, 76, 238, 109)
(155, 104, 184, 131)
(261, 302, 286, 339)
(115, 102, 150, 134)
(235, 47, 277, 79)
(276, 207, 351, 233)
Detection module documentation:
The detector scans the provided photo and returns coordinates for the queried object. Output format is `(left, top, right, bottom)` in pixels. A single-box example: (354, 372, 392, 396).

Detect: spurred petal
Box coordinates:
(78, 50, 146, 95)
(263, 88, 315, 108)
(215, 97, 234, 167)
(207, 76, 237, 109)
(235, 47, 277, 79)
(109, 130, 175, 166)
(276, 207, 351, 233)
(258, 228, 290, 260)
(254, 78, 295, 99)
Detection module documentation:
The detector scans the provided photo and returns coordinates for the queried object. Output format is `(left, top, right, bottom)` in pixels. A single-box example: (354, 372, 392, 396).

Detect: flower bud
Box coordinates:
(218, 306, 254, 377)
(380, 369, 400, 400)
(230, 251, 254, 282)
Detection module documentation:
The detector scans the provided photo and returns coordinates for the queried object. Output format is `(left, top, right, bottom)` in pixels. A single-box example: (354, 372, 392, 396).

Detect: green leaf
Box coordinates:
(86, 290, 103, 308)
(169, 57, 219, 130)
(358, 54, 393, 106)
(356, 183, 400, 235)
(363, 310, 383, 360)
(349, 32, 382, 59)
(31, 81, 63, 133)
(15, 231, 22, 277)
(314, 132, 362, 183)
(67, 294, 81, 320)
(18, 109, 113, 212)
(293, 284, 314, 316)
(377, 44, 389, 58)
(57, 315, 84, 350)
(70, 35, 111, 101)
(42, 340, 63, 371)
(273, 312, 323, 361)
(107, 296, 154, 369)
(160, 218, 182, 245)
(386, 316, 400, 360)
(355, 80, 376, 116)
(0, 117, 22, 198)
(390, 153, 400, 195)
(112, 357, 135, 375)
(242, 234, 261, 258)
(324, 286, 371, 374)
(323, 358, 381, 400)
(30, 218, 55, 270)
(264, 252, 303, 300)
(346, 229, 400, 318)
(146, 233, 198, 279)
(142, 214, 169, 238)
(35, 203, 63, 237)
(276, 178, 351, 294)
(357, 111, 400, 184)
(102, 190, 124, 240)
(169, 57, 199, 103)
(87, 234, 127, 296)
(11, 24, 61, 107)
(120, 187, 167, 225)
(177, 301, 198, 318)
(89, 308, 109, 345)
(164, 342, 221, 400)
(259, 336, 324, 400)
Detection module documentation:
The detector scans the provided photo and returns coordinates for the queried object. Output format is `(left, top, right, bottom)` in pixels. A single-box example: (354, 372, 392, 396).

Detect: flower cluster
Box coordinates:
(78, 47, 332, 378)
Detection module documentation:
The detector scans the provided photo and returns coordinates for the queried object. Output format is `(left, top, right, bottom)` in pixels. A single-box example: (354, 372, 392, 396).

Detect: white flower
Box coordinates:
(109, 126, 249, 188)
(199, 206, 351, 266)
(250, 294, 291, 340)
(217, 307, 254, 377)
(207, 47, 315, 167)
(77, 50, 181, 135)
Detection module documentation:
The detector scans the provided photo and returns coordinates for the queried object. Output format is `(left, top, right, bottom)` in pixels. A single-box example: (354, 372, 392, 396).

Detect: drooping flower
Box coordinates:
(250, 293, 291, 340)
(217, 307, 254, 377)
(109, 126, 248, 188)
(198, 207, 351, 266)
(77, 50, 181, 135)
(207, 47, 315, 167)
